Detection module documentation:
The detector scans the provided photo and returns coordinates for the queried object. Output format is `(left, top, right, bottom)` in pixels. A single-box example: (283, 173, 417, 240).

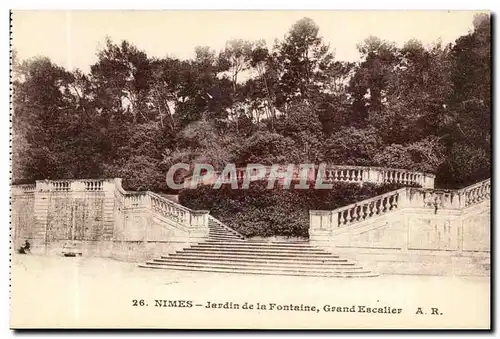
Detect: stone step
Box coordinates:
(195, 242, 320, 250)
(163, 252, 345, 262)
(203, 240, 310, 247)
(208, 229, 239, 235)
(208, 233, 241, 238)
(208, 224, 242, 234)
(173, 248, 343, 258)
(152, 258, 356, 269)
(139, 262, 375, 278)
(178, 245, 335, 255)
(208, 224, 238, 233)
(208, 236, 245, 241)
(208, 231, 241, 236)
(190, 244, 328, 253)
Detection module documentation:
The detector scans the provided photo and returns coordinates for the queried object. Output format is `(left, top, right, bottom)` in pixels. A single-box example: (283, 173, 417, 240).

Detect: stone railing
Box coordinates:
(459, 178, 491, 208)
(183, 165, 435, 189)
(333, 189, 404, 228)
(112, 178, 209, 234)
(11, 183, 36, 195)
(310, 178, 491, 233)
(323, 166, 434, 188)
(12, 178, 213, 242)
(11, 179, 111, 194)
(148, 192, 191, 227)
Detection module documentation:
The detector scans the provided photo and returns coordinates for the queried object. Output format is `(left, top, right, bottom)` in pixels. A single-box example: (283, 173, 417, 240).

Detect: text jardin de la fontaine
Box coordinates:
(150, 300, 404, 314)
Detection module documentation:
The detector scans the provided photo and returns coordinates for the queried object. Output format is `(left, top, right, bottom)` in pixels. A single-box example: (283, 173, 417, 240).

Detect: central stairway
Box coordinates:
(139, 218, 377, 278)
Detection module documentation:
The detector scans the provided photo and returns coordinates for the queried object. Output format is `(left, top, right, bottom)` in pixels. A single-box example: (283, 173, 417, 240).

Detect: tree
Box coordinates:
(12, 57, 97, 180)
(374, 136, 446, 173)
(274, 18, 335, 108)
(322, 126, 381, 166)
(437, 13, 491, 187)
(349, 36, 400, 124)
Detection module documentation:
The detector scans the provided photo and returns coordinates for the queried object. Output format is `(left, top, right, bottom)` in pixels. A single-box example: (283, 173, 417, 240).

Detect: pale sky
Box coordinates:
(12, 10, 485, 72)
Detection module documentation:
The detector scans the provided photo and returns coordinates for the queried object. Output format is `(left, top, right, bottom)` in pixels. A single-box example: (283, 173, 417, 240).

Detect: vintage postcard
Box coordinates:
(9, 10, 491, 329)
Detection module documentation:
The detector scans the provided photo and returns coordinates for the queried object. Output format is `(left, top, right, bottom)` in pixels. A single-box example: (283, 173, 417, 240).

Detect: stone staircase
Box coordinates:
(139, 218, 377, 278)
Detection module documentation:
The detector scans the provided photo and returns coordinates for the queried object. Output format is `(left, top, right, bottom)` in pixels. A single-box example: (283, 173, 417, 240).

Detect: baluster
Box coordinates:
(368, 202, 374, 217)
(390, 195, 398, 210)
(351, 207, 358, 221)
(382, 197, 388, 212)
(340, 211, 347, 225)
(361, 205, 368, 219)
(326, 169, 333, 183)
(359, 205, 364, 219)
(357, 170, 362, 182)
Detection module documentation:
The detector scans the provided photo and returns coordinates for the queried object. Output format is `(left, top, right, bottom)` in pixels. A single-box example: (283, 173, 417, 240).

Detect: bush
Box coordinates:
(179, 181, 404, 238)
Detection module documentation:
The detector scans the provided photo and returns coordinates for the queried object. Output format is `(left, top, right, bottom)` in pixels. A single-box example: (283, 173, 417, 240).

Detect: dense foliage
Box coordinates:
(12, 14, 491, 190)
(179, 181, 405, 237)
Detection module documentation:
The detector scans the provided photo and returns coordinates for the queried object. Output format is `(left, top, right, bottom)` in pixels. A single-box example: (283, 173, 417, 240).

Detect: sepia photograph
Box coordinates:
(9, 10, 491, 329)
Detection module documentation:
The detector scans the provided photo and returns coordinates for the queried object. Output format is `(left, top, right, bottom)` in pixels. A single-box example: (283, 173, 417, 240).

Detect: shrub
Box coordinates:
(179, 181, 404, 238)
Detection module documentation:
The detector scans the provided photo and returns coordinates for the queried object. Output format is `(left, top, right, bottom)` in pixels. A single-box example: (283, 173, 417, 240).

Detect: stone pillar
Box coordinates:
(361, 168, 370, 184)
(422, 175, 435, 189)
(34, 180, 52, 254)
(397, 188, 410, 208)
(189, 210, 210, 243)
(309, 210, 335, 250)
(71, 181, 85, 192)
(366, 168, 382, 184)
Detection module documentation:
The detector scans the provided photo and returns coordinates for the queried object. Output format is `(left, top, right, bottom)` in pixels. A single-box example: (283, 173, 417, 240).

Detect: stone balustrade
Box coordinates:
(11, 179, 114, 193)
(183, 165, 435, 189)
(111, 179, 209, 232)
(11, 184, 36, 195)
(335, 189, 403, 228)
(459, 178, 491, 207)
(310, 178, 491, 233)
(148, 192, 191, 226)
(12, 178, 210, 232)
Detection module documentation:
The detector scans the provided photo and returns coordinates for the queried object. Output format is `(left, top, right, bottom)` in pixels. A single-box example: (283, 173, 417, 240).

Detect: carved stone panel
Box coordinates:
(408, 217, 459, 251)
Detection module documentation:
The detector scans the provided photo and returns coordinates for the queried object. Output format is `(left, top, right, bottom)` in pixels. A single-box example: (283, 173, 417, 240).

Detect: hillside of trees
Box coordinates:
(12, 14, 491, 191)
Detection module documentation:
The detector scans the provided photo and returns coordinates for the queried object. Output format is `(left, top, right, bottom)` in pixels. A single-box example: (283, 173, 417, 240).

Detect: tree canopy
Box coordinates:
(12, 14, 491, 190)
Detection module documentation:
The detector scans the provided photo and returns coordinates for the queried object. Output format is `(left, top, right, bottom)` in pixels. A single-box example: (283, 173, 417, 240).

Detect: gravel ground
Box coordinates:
(10, 254, 490, 329)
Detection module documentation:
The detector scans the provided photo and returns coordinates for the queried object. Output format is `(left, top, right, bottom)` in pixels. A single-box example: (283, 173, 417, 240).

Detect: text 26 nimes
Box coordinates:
(133, 300, 405, 314)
